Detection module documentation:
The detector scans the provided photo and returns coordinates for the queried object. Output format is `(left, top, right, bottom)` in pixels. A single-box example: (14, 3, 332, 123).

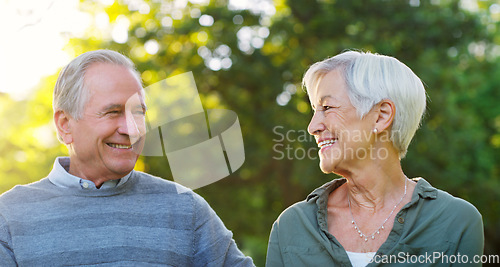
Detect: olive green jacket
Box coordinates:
(266, 178, 484, 266)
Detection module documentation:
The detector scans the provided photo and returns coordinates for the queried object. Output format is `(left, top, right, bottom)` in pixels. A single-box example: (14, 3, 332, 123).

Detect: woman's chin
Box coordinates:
(318, 148, 343, 173)
(319, 159, 337, 174)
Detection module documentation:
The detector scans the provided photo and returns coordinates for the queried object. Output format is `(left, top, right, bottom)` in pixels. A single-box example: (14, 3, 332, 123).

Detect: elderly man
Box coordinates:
(0, 50, 254, 266)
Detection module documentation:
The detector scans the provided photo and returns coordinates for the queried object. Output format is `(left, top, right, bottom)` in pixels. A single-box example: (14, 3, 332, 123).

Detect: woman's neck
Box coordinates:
(340, 156, 407, 213)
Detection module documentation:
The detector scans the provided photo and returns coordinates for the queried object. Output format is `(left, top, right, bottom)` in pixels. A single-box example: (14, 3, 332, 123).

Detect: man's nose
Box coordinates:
(119, 112, 143, 144)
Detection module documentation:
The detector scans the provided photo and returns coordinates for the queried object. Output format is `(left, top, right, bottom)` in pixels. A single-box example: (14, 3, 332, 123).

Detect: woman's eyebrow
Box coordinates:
(320, 95, 341, 105)
(319, 95, 333, 103)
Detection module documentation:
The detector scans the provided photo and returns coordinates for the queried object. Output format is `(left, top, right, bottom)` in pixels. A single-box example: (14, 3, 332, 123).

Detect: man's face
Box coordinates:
(66, 63, 146, 181)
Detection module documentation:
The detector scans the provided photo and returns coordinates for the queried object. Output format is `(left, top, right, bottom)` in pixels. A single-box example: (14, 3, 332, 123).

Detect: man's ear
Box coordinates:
(54, 110, 73, 144)
(374, 99, 395, 132)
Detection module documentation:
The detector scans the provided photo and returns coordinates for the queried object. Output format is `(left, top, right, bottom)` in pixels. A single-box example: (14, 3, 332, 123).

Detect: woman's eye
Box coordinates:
(323, 105, 339, 111)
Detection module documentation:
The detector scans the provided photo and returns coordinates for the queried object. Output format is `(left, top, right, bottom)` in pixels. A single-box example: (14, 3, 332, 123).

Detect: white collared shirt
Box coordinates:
(48, 157, 131, 190)
(346, 251, 376, 267)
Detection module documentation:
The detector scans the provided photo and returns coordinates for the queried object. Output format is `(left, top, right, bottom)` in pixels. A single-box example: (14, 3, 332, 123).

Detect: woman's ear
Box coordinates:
(375, 99, 395, 132)
(54, 110, 73, 144)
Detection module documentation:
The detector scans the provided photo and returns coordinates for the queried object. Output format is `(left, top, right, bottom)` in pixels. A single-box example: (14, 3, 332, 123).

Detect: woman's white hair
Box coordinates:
(303, 51, 427, 158)
(53, 49, 141, 120)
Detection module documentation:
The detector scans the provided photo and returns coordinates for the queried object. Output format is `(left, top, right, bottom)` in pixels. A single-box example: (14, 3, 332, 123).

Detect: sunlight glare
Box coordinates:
(0, 0, 90, 100)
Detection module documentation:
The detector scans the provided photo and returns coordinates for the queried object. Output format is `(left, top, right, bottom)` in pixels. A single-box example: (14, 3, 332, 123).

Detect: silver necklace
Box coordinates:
(347, 178, 407, 242)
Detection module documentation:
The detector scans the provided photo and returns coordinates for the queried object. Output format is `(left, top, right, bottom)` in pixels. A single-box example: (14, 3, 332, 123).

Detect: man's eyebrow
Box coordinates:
(98, 102, 147, 114)
(101, 104, 123, 112)
(128, 102, 148, 112)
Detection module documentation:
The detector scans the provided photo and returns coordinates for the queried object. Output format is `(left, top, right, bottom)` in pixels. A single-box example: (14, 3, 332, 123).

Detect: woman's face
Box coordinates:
(307, 69, 376, 175)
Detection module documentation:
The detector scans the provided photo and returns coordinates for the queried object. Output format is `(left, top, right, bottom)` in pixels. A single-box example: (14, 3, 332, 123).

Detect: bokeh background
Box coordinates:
(1, 0, 499, 265)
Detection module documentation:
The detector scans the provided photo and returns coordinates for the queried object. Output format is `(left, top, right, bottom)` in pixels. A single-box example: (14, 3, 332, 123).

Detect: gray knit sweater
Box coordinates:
(0, 168, 253, 266)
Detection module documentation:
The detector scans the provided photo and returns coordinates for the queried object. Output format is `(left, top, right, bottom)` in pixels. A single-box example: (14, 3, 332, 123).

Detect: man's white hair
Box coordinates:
(303, 51, 427, 158)
(53, 49, 141, 120)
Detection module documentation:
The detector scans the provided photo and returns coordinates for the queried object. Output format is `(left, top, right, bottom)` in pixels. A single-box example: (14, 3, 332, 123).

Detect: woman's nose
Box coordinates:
(308, 111, 325, 136)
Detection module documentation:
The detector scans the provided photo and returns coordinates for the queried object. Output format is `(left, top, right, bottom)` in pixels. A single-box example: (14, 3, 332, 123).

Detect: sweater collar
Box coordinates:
(48, 157, 132, 190)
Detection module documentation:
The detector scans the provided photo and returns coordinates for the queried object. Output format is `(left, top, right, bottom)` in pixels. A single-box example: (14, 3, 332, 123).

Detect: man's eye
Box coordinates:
(133, 109, 146, 115)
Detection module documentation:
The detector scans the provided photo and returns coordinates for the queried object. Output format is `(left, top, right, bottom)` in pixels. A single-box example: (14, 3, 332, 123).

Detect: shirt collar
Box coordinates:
(48, 157, 132, 190)
(306, 177, 438, 203)
(411, 177, 438, 199)
(308, 176, 439, 247)
(306, 178, 346, 202)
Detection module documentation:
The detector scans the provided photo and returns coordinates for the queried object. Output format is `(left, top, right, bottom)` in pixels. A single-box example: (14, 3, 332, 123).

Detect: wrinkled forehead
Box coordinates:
(85, 63, 143, 92)
(306, 68, 351, 108)
(306, 72, 326, 104)
(82, 63, 146, 111)
(306, 70, 340, 103)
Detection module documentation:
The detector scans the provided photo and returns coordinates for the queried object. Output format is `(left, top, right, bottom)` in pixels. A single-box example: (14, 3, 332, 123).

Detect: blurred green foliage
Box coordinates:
(1, 0, 499, 265)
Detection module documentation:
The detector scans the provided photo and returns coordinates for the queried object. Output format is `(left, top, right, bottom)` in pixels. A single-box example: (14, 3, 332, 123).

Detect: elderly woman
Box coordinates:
(266, 51, 484, 267)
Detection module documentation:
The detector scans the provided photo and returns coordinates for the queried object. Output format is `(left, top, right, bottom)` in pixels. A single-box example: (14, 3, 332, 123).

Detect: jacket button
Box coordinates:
(398, 217, 405, 224)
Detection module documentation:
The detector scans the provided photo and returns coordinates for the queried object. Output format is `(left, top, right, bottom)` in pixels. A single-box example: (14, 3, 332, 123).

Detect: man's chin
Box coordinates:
(107, 159, 138, 175)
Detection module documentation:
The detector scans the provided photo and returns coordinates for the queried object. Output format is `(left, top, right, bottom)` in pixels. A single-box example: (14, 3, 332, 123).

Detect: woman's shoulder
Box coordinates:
(437, 189, 482, 221)
(274, 179, 346, 229)
(415, 177, 482, 221)
(275, 199, 315, 226)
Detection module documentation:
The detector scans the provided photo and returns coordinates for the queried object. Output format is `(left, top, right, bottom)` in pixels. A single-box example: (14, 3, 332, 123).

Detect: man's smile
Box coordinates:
(106, 143, 132, 149)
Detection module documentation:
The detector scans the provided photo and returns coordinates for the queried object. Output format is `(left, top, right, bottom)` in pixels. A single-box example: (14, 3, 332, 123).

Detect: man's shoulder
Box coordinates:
(131, 171, 215, 218)
(0, 178, 52, 204)
(131, 171, 204, 201)
(132, 171, 190, 191)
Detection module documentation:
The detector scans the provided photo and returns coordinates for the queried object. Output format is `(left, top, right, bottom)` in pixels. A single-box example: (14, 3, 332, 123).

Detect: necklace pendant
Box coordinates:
(347, 177, 407, 244)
